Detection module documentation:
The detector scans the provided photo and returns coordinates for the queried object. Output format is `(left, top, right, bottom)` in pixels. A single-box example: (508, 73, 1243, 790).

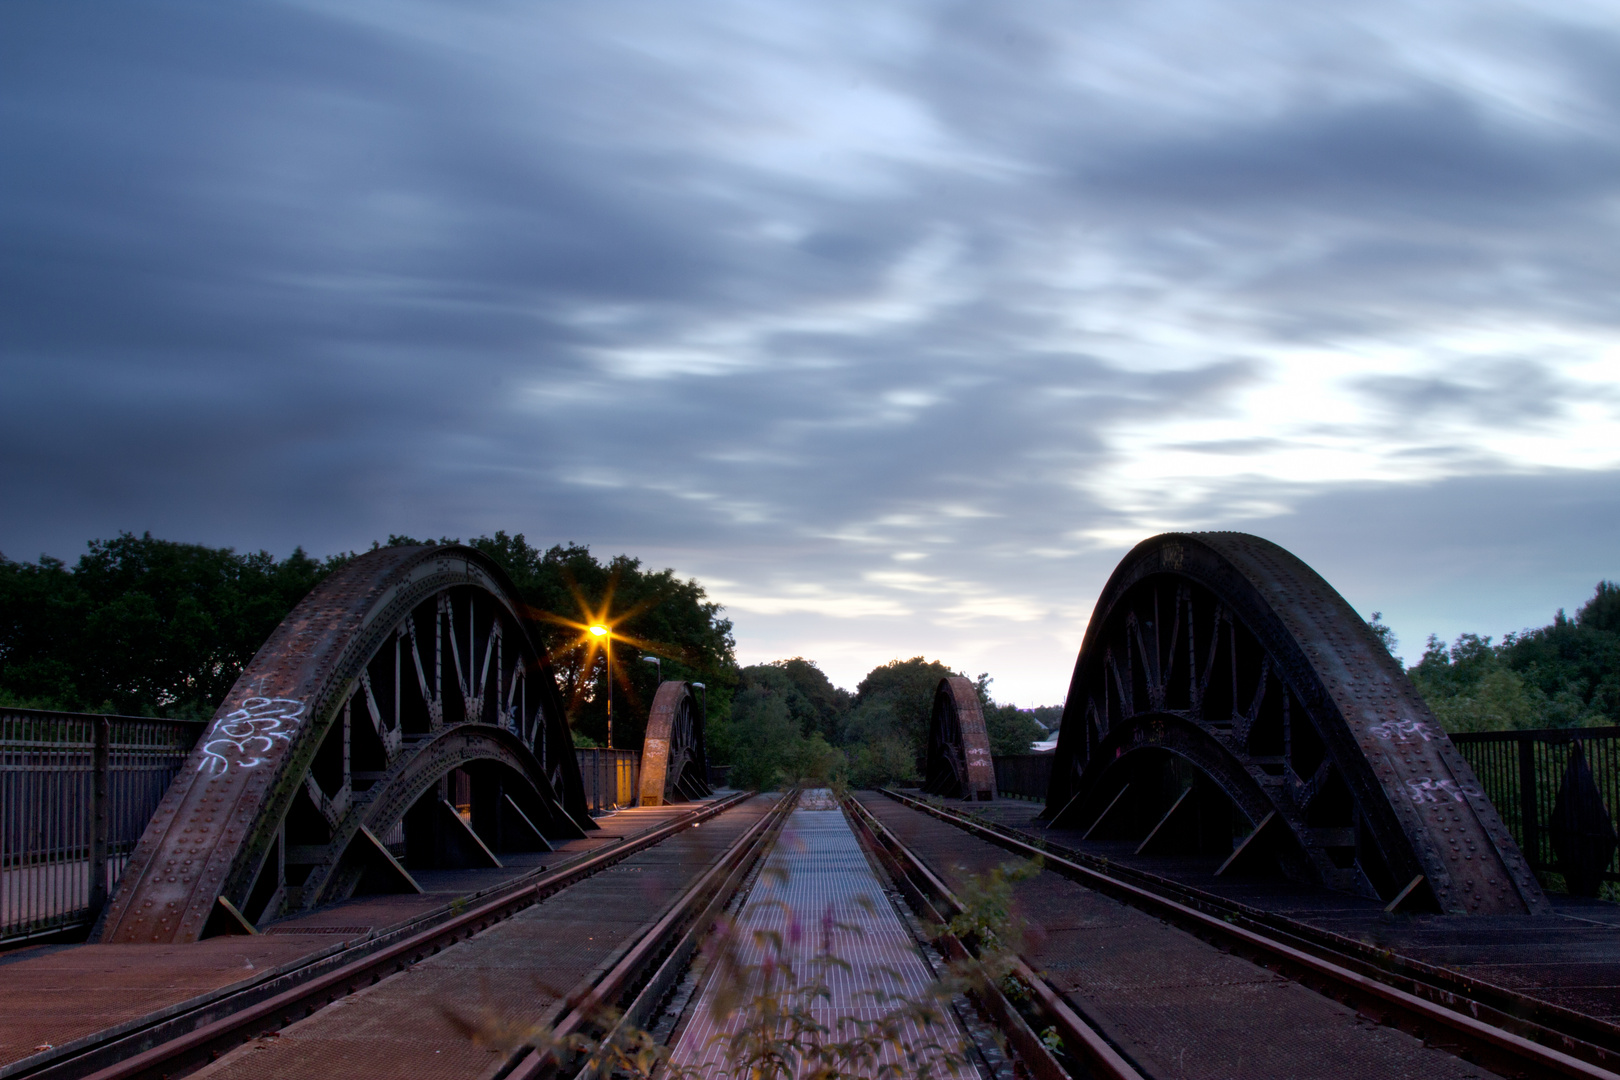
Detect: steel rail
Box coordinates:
(910, 786, 1620, 1060)
(843, 793, 1144, 1080)
(879, 788, 1620, 1080)
(23, 792, 754, 1080)
(496, 789, 800, 1080)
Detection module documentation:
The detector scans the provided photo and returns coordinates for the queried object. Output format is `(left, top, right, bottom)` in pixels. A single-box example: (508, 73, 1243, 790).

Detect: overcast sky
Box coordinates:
(5, 1, 1620, 703)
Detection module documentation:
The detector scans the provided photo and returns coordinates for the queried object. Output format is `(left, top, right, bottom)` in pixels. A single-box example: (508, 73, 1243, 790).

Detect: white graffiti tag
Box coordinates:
(198, 697, 304, 775)
(1405, 776, 1483, 804)
(1370, 718, 1435, 744)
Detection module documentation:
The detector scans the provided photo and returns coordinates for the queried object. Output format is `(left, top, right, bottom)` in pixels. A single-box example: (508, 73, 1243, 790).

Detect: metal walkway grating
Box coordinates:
(668, 790, 973, 1078)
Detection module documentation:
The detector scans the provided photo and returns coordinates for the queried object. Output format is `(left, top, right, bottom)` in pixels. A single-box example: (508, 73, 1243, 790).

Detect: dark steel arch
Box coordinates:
(923, 676, 995, 801)
(639, 681, 711, 807)
(98, 545, 592, 944)
(1045, 532, 1545, 915)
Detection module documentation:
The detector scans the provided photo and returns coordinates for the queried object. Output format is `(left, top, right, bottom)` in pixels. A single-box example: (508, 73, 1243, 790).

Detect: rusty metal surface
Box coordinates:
(638, 681, 710, 807)
(891, 789, 1620, 1071)
(185, 798, 775, 1080)
(0, 938, 322, 1073)
(1045, 532, 1543, 916)
(0, 800, 728, 1080)
(923, 676, 996, 801)
(98, 545, 587, 945)
(860, 793, 1506, 1080)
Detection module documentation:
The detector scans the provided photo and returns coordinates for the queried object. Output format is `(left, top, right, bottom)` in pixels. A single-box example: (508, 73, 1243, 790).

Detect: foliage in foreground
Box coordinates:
(446, 852, 1041, 1080)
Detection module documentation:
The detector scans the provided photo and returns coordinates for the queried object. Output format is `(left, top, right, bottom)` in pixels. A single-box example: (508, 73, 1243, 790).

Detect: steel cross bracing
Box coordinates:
(98, 545, 593, 945)
(1042, 532, 1544, 916)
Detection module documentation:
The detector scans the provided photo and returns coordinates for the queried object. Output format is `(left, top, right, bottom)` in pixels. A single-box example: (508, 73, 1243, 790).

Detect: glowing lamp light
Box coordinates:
(588, 624, 609, 637)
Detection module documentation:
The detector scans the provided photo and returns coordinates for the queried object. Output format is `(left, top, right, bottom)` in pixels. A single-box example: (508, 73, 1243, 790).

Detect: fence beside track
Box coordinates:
(1452, 726, 1620, 896)
(1, 708, 204, 942)
(0, 710, 662, 945)
(574, 747, 641, 813)
(992, 753, 1053, 801)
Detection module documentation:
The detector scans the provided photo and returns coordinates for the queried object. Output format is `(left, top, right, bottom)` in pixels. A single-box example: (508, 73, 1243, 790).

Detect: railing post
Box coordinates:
(1517, 733, 1539, 871)
(89, 716, 110, 915)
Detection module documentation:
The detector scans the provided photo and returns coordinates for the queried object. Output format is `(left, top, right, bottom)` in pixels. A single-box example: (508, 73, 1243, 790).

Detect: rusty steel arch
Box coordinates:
(639, 681, 711, 807)
(97, 545, 592, 944)
(923, 676, 995, 801)
(1045, 532, 1546, 915)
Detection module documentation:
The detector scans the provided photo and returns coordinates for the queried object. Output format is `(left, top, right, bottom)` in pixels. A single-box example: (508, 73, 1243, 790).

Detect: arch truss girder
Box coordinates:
(640, 681, 711, 807)
(98, 545, 591, 944)
(1046, 532, 1545, 916)
(924, 676, 995, 801)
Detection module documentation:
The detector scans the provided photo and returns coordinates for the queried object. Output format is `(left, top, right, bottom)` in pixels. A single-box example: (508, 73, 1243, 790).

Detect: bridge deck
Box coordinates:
(181, 795, 777, 1080)
(965, 796, 1620, 1025)
(862, 792, 1506, 1079)
(667, 789, 973, 1078)
(0, 800, 721, 1076)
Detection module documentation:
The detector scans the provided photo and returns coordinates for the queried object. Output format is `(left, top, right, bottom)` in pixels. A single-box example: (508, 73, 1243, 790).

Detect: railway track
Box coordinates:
(11, 791, 759, 1080)
(867, 788, 1620, 1080)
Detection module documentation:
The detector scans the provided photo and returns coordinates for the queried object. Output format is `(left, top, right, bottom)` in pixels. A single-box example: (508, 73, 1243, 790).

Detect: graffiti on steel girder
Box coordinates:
(198, 697, 304, 774)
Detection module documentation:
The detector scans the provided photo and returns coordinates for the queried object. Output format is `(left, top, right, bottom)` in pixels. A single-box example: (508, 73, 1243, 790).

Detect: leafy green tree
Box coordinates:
(1367, 612, 1400, 662)
(765, 657, 850, 743)
(973, 674, 1044, 756)
(719, 666, 842, 789)
(0, 533, 335, 716)
(1027, 704, 1063, 732)
(465, 532, 738, 751)
(1407, 582, 1620, 732)
(846, 657, 956, 761)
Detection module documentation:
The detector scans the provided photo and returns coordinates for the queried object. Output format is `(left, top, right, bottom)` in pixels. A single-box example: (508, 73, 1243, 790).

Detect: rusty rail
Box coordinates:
(843, 792, 1143, 1080)
(11, 792, 753, 1080)
(881, 787, 1620, 1080)
(497, 790, 799, 1080)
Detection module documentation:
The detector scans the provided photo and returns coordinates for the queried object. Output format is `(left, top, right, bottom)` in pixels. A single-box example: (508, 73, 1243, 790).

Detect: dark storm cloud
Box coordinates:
(4, 0, 1619, 697)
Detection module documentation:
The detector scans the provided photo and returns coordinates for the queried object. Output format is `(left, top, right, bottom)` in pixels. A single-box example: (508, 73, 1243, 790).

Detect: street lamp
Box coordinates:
(588, 624, 611, 748)
(690, 681, 706, 720)
(641, 655, 661, 684)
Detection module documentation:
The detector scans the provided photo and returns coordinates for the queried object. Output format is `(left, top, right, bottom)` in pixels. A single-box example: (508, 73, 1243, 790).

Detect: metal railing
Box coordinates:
(1451, 726, 1620, 897)
(574, 748, 640, 814)
(992, 753, 1054, 801)
(2, 708, 204, 943)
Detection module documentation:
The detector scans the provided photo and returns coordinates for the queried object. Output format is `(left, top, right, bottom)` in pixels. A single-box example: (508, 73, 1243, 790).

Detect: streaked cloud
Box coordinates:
(4, 0, 1620, 701)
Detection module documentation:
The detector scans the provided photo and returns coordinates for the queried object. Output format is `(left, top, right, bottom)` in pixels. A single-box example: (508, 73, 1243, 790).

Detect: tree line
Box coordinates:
(0, 533, 1048, 788)
(0, 531, 735, 753)
(720, 657, 1047, 790)
(1380, 581, 1620, 733)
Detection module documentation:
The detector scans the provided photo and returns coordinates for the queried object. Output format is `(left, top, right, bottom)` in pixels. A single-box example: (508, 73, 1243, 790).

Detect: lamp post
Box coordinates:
(641, 655, 661, 685)
(690, 681, 706, 720)
(589, 624, 611, 748)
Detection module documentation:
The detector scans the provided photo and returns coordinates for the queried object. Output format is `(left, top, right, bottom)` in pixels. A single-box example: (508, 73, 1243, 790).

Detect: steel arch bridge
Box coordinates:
(639, 681, 712, 807)
(97, 544, 592, 944)
(1042, 532, 1546, 916)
